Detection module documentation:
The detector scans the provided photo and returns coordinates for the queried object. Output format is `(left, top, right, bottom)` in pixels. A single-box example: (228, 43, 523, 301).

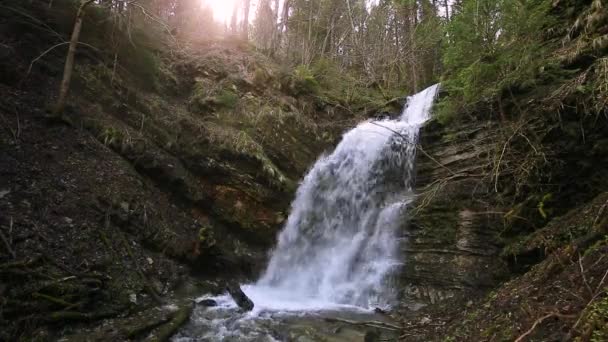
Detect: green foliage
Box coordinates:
(216, 89, 239, 109)
(582, 295, 608, 342)
(77, 3, 162, 90)
(537, 193, 553, 219)
(440, 0, 554, 117)
(123, 44, 160, 90)
(189, 79, 239, 112)
(433, 100, 458, 125)
(308, 58, 394, 111)
(198, 226, 216, 248)
(292, 65, 319, 95)
(205, 122, 288, 188)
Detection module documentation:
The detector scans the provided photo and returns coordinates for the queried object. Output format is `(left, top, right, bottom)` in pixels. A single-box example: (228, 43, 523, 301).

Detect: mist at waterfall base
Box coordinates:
(173, 84, 439, 341)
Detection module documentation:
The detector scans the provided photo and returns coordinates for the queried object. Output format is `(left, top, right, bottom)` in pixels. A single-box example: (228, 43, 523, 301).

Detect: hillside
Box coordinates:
(0, 1, 402, 339)
(1, 0, 607, 341)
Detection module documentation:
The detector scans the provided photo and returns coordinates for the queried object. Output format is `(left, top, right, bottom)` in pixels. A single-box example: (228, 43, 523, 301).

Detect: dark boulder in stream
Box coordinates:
(226, 283, 254, 311)
(196, 299, 218, 307)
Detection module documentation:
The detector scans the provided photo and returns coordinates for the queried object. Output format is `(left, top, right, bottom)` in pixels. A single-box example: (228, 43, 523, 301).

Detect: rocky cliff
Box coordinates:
(0, 1, 404, 339)
(395, 0, 608, 338)
(399, 119, 509, 307)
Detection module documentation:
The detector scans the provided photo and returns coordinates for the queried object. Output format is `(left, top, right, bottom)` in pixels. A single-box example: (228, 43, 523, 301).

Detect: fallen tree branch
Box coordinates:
(565, 267, 608, 340)
(146, 303, 193, 341)
(33, 292, 77, 308)
(514, 312, 574, 342)
(322, 317, 403, 331)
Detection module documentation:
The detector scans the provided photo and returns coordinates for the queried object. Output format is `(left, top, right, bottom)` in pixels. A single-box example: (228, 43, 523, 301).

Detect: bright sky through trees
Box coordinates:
(200, 0, 403, 25)
(201, 0, 241, 23)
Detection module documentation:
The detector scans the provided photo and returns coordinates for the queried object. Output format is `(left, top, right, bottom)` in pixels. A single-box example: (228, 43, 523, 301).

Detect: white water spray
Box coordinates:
(175, 84, 440, 341)
(243, 84, 440, 311)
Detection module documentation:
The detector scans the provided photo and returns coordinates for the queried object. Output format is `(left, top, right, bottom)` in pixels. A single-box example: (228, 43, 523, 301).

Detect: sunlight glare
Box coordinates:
(201, 0, 238, 24)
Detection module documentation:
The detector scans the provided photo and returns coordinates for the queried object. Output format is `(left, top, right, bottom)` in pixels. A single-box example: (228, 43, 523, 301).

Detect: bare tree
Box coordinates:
(53, 0, 95, 116)
(242, 0, 251, 39)
(231, 0, 240, 34)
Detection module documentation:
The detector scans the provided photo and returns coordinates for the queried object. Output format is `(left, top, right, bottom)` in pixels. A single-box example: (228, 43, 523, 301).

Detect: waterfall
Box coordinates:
(242, 84, 441, 311)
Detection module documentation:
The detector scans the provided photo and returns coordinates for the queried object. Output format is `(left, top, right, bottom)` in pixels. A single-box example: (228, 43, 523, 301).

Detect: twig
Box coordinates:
(0, 111, 18, 141)
(494, 129, 516, 192)
(592, 199, 608, 227)
(0, 218, 16, 259)
(514, 312, 573, 342)
(0, 5, 64, 42)
(369, 121, 456, 175)
(417, 143, 456, 175)
(565, 267, 608, 339)
(14, 106, 20, 139)
(25, 41, 99, 79)
(33, 292, 77, 308)
(578, 253, 594, 298)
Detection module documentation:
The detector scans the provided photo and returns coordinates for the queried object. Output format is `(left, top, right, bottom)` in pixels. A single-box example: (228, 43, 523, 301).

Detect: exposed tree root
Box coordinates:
(145, 303, 193, 342)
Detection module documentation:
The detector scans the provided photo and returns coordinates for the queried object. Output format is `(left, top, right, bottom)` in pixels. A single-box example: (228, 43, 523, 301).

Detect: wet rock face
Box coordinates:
(399, 120, 509, 307)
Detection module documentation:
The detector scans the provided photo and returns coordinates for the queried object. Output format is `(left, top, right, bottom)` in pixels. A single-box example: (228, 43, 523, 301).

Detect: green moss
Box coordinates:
(189, 79, 240, 112)
(580, 295, 608, 342)
(434, 99, 458, 125)
(205, 123, 289, 188)
(99, 126, 123, 146)
(198, 226, 216, 248)
(216, 89, 239, 109)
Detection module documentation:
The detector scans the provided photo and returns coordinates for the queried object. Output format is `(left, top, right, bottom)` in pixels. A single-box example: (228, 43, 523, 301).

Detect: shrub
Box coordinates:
(216, 89, 239, 109)
(440, 0, 553, 116)
(292, 64, 319, 95)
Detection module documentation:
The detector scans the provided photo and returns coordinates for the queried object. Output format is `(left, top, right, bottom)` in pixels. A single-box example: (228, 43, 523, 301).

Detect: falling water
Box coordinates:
(249, 84, 440, 310)
(174, 84, 440, 341)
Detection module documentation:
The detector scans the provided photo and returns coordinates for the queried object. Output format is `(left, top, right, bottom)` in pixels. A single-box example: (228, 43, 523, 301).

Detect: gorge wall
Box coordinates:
(399, 118, 509, 306)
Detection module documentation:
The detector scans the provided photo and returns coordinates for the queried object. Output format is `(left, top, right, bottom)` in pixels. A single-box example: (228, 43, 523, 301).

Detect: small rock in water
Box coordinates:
(373, 307, 388, 314)
(197, 299, 218, 307)
(226, 283, 254, 311)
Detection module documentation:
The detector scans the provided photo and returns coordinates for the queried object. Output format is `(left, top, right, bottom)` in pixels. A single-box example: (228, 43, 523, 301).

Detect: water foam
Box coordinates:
(245, 84, 440, 311)
(175, 84, 440, 341)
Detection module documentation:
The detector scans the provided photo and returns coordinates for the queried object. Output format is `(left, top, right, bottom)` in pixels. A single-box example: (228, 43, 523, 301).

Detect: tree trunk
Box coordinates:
(231, 1, 239, 34)
(242, 0, 251, 39)
(53, 0, 95, 116)
(270, 0, 280, 53)
(277, 0, 290, 51)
